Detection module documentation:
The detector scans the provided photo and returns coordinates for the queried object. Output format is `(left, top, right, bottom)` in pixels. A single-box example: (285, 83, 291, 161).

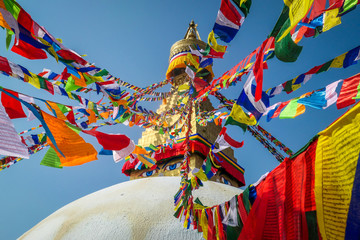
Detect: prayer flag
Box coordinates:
(83, 129, 131, 151)
(213, 127, 244, 153)
(232, 0, 252, 17)
(238, 71, 270, 120)
(225, 103, 256, 130)
(96, 80, 122, 100)
(213, 0, 244, 43)
(1, 89, 27, 119)
(40, 146, 63, 169)
(278, 0, 315, 42)
(42, 111, 97, 167)
(0, 100, 29, 158)
(337, 73, 360, 109)
(113, 140, 135, 163)
(279, 98, 306, 119)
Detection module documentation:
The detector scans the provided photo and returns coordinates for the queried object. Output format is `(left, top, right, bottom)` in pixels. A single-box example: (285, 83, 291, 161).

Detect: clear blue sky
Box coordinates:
(0, 0, 359, 238)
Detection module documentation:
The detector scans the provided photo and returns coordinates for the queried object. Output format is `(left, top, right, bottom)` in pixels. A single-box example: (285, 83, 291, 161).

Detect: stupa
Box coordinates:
(19, 21, 245, 240)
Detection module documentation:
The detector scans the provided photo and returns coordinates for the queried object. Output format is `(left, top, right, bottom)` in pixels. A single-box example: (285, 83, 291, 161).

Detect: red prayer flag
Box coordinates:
(11, 38, 47, 60)
(17, 9, 34, 34)
(336, 73, 360, 109)
(1, 89, 27, 119)
(0, 56, 11, 74)
(83, 128, 131, 150)
(253, 38, 272, 102)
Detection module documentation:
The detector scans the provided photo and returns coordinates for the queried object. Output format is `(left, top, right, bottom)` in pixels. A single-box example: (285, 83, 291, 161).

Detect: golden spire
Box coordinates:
(184, 20, 201, 40)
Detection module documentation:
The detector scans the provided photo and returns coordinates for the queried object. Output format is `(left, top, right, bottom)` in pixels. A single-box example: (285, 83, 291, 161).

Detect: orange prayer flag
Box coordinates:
(100, 111, 110, 119)
(132, 145, 148, 155)
(45, 101, 67, 121)
(86, 109, 97, 124)
(42, 111, 97, 167)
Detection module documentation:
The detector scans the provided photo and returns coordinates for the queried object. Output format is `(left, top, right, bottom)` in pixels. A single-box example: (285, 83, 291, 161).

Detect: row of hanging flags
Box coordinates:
(172, 0, 360, 234)
(176, 102, 360, 240)
(0, 0, 357, 173)
(0, 0, 359, 238)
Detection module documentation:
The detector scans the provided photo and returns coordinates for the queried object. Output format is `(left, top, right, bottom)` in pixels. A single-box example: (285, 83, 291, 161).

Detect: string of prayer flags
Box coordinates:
(0, 100, 29, 158)
(213, 0, 244, 43)
(266, 45, 360, 97)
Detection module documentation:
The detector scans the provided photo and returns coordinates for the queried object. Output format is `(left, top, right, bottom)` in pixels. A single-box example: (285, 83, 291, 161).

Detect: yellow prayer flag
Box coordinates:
(42, 111, 98, 167)
(315, 103, 360, 240)
(323, 8, 341, 32)
(229, 103, 257, 126)
(201, 209, 209, 240)
(208, 31, 227, 53)
(330, 53, 346, 68)
(186, 53, 199, 69)
(28, 73, 41, 89)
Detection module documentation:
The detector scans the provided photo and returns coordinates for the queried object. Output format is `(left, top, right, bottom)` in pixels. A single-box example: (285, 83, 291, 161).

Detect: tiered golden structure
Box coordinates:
(130, 21, 242, 187)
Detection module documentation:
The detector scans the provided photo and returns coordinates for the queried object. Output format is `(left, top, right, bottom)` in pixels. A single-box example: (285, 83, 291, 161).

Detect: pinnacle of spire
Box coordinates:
(184, 20, 201, 41)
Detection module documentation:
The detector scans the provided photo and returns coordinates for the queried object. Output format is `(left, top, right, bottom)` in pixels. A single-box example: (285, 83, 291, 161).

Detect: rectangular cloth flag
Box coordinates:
(337, 73, 360, 109)
(1, 89, 27, 119)
(238, 71, 270, 120)
(42, 111, 97, 167)
(213, 127, 244, 153)
(113, 140, 135, 163)
(96, 80, 122, 100)
(0, 100, 29, 158)
(213, 0, 243, 43)
(83, 129, 131, 151)
(279, 98, 305, 119)
(225, 103, 256, 131)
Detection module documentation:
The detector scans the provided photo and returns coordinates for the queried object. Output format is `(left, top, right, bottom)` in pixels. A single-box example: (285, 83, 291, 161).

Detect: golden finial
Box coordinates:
(184, 20, 201, 40)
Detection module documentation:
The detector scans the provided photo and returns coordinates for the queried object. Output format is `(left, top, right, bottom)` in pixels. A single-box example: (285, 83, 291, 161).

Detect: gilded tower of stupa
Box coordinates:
(125, 21, 245, 188)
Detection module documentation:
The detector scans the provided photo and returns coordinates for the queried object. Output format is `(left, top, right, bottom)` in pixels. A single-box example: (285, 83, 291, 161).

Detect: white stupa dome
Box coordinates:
(20, 176, 242, 240)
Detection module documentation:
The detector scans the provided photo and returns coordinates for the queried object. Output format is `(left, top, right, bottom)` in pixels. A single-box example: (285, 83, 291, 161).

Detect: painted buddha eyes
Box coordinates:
(165, 162, 182, 171)
(141, 169, 157, 177)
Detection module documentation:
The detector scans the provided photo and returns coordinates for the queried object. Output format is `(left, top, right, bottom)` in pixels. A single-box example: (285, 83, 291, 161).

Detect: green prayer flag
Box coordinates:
(94, 69, 109, 77)
(225, 116, 248, 133)
(339, 0, 358, 15)
(275, 18, 303, 62)
(232, 0, 252, 17)
(6, 29, 13, 50)
(279, 99, 301, 119)
(38, 77, 48, 90)
(242, 187, 251, 213)
(269, 5, 289, 38)
(40, 147, 63, 169)
(205, 156, 212, 174)
(317, 60, 333, 74)
(65, 77, 81, 92)
(65, 122, 82, 134)
(57, 104, 71, 113)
